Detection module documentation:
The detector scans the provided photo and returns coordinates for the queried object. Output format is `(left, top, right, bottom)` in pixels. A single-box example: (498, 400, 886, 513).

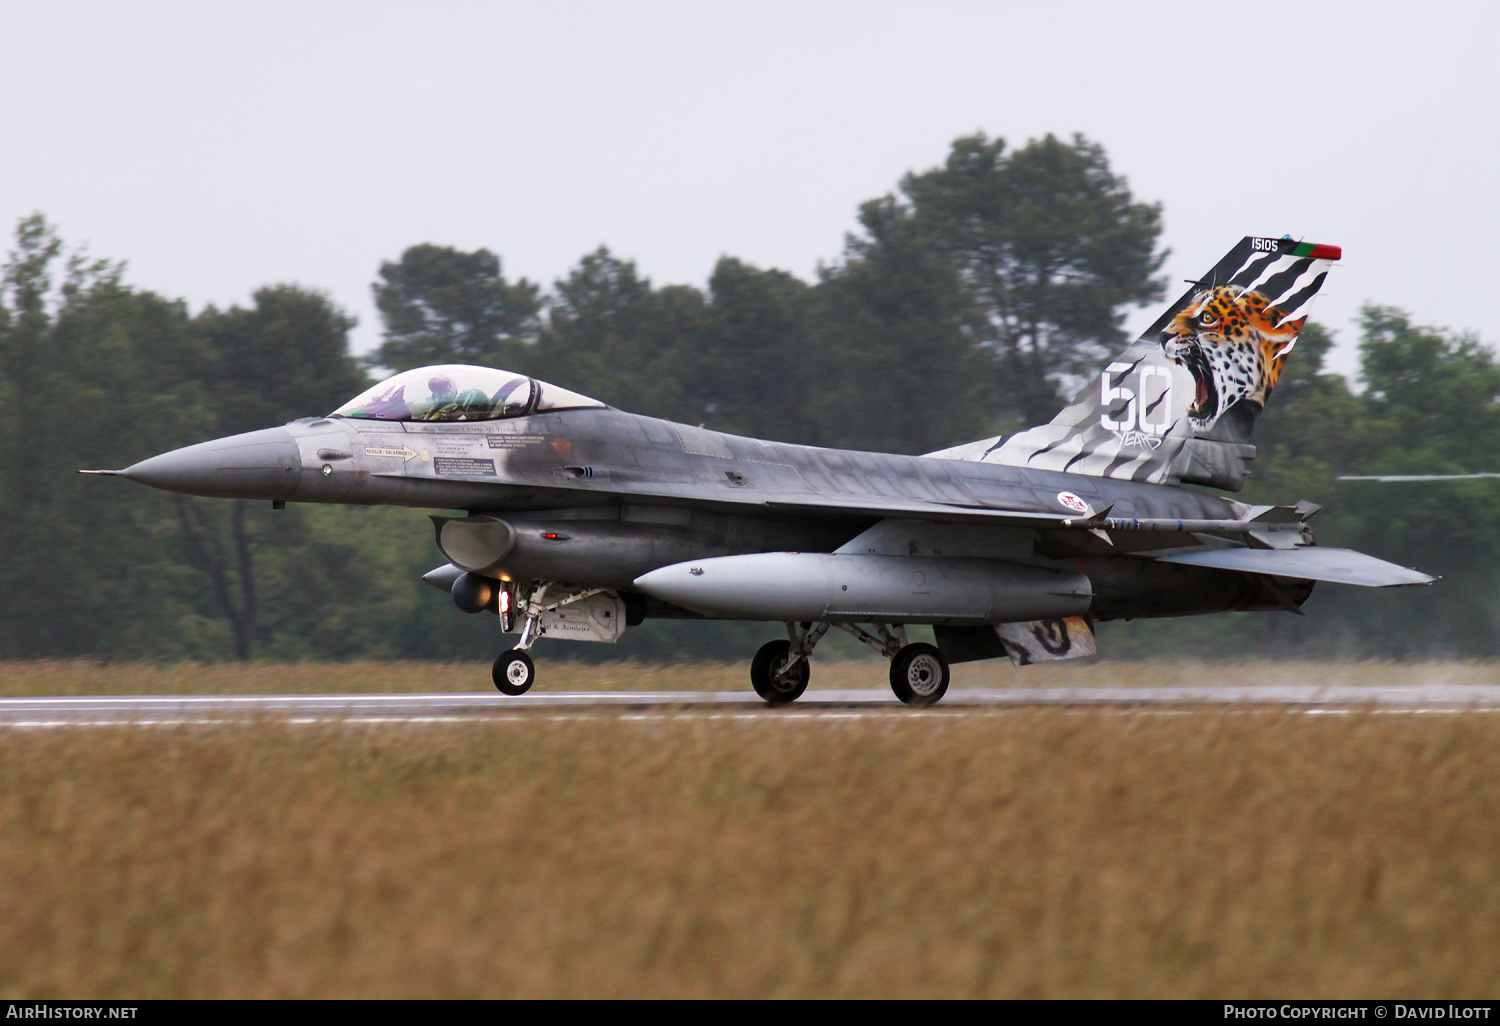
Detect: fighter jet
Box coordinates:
(84, 237, 1431, 704)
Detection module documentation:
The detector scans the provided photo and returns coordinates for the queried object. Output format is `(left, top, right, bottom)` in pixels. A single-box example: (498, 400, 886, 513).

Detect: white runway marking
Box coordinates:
(4, 684, 1500, 727)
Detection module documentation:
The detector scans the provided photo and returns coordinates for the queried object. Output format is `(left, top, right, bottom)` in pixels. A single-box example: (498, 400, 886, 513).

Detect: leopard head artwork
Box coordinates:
(1160, 285, 1306, 433)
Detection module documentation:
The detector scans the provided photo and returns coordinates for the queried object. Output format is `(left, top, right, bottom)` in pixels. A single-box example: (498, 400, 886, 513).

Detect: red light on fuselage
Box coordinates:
(499, 589, 511, 613)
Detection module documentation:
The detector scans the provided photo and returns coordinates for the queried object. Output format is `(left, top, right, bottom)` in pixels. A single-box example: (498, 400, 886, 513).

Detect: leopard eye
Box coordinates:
(1198, 312, 1217, 327)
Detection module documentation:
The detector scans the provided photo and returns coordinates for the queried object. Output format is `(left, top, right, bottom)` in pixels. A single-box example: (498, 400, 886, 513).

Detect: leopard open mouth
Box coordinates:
(1179, 346, 1218, 427)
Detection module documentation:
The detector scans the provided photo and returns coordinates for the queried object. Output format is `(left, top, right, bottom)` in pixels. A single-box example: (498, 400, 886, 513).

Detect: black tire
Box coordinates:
(493, 649, 536, 695)
(890, 642, 949, 706)
(750, 639, 810, 704)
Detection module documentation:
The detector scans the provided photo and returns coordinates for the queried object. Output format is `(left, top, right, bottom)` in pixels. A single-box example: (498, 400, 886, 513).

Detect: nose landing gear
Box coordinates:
(489, 582, 613, 696)
(493, 649, 536, 695)
(491, 587, 545, 695)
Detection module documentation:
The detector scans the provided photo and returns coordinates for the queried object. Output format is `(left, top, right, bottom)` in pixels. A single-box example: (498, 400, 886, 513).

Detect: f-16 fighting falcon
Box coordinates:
(85, 237, 1431, 705)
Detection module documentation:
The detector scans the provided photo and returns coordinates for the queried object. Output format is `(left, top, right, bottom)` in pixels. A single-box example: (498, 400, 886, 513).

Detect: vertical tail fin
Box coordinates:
(953, 236, 1340, 491)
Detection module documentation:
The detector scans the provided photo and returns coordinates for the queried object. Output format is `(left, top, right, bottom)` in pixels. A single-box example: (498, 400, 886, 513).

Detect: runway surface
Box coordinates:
(5, 684, 1500, 725)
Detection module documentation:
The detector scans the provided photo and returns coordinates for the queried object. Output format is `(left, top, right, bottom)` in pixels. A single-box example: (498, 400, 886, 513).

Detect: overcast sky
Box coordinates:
(3, 0, 1497, 383)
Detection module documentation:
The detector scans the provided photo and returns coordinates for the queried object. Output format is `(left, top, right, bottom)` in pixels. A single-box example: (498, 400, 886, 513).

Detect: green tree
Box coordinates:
(688, 257, 817, 443)
(900, 133, 1168, 427)
(179, 287, 370, 660)
(1324, 308, 1500, 656)
(201, 285, 368, 433)
(532, 251, 824, 445)
(370, 243, 541, 371)
(531, 247, 703, 418)
(1241, 321, 1368, 502)
(0, 215, 220, 659)
(806, 196, 986, 454)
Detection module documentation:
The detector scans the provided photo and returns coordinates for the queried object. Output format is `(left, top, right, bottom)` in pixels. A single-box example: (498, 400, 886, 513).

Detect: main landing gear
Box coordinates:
(888, 642, 949, 706)
(748, 622, 949, 707)
(750, 621, 828, 703)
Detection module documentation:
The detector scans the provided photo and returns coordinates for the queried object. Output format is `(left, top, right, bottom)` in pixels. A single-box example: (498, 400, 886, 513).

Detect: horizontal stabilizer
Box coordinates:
(1156, 547, 1433, 587)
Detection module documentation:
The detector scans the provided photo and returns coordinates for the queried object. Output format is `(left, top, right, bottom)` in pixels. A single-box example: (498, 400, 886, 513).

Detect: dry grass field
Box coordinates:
(2, 703, 1500, 997)
(5, 656, 1500, 696)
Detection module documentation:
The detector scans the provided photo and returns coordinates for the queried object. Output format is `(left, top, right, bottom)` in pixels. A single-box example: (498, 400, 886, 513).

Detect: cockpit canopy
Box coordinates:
(331, 365, 606, 423)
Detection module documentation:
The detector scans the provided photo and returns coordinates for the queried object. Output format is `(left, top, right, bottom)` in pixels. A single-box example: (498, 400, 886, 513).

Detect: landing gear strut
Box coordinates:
(835, 623, 950, 706)
(490, 581, 612, 696)
(750, 641, 807, 702)
(750, 621, 829, 704)
(492, 584, 545, 695)
(746, 621, 952, 706)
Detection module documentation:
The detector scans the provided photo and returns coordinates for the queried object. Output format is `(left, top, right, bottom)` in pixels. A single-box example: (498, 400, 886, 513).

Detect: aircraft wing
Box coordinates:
(1155, 547, 1433, 587)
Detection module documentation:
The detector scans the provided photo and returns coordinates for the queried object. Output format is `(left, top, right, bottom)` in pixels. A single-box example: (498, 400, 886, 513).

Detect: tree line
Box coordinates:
(1, 132, 1496, 663)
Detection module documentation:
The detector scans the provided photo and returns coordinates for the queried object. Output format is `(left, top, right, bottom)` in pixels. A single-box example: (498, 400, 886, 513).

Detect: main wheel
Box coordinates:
(493, 649, 536, 695)
(890, 643, 949, 706)
(750, 639, 810, 704)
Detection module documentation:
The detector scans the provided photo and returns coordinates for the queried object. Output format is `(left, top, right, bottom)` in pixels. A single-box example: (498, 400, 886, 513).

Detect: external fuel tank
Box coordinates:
(633, 552, 1092, 625)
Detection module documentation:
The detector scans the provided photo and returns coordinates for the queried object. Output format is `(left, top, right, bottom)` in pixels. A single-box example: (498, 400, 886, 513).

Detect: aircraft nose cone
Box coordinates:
(121, 427, 301, 500)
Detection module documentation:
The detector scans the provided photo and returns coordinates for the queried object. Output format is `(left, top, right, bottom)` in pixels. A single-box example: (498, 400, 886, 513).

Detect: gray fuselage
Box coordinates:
(118, 406, 1297, 622)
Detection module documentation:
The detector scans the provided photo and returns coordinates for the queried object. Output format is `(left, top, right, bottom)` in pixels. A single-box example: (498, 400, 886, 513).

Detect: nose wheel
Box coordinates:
(890, 643, 949, 706)
(493, 649, 536, 695)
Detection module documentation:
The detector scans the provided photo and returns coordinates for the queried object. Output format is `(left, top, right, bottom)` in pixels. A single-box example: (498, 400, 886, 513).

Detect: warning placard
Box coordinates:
(433, 457, 497, 476)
